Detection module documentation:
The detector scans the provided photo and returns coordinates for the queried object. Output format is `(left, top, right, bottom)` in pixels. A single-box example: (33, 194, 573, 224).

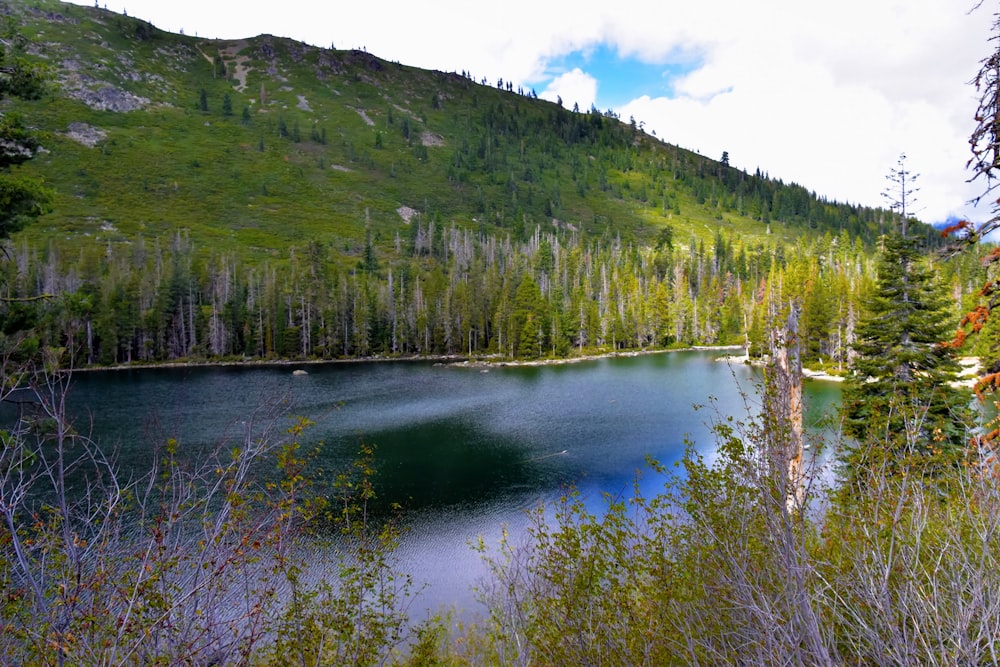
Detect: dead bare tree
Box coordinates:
(766, 299, 806, 511)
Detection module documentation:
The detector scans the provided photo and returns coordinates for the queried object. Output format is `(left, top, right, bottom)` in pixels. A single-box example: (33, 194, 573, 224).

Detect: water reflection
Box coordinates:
(357, 418, 539, 512)
(49, 351, 841, 616)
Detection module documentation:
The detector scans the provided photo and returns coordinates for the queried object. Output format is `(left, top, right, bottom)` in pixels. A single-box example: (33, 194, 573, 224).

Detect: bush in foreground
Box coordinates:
(460, 392, 996, 666)
(0, 350, 438, 666)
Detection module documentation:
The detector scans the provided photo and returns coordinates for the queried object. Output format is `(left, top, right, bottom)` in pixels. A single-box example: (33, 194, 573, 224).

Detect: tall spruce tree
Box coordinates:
(840, 155, 971, 470)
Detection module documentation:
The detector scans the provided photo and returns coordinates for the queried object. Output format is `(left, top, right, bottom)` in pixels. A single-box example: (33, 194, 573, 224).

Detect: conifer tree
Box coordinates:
(840, 156, 971, 470)
(362, 227, 378, 274)
(510, 273, 547, 358)
(0, 21, 49, 241)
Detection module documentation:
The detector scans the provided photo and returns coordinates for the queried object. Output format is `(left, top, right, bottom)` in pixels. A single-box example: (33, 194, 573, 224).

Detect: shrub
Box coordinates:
(466, 381, 1000, 665)
(0, 349, 436, 665)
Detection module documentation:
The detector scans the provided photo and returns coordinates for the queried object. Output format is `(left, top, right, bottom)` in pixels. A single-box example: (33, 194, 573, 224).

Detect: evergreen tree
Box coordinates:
(0, 24, 50, 241)
(510, 273, 547, 358)
(213, 53, 226, 78)
(198, 88, 208, 112)
(841, 157, 971, 471)
(221, 92, 233, 116)
(362, 228, 379, 274)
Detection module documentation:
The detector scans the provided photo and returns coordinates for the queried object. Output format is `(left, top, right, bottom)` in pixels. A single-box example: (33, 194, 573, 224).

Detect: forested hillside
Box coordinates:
(0, 0, 965, 367)
(8, 2, 1000, 664)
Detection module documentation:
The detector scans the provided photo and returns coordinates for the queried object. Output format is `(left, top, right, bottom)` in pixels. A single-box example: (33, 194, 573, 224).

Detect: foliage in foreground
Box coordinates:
(2, 342, 993, 666)
(459, 391, 996, 666)
(0, 348, 436, 666)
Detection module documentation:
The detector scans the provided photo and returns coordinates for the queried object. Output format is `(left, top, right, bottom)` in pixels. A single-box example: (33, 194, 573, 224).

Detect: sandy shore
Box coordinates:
(447, 345, 745, 369)
(715, 354, 984, 386)
(714, 353, 845, 382)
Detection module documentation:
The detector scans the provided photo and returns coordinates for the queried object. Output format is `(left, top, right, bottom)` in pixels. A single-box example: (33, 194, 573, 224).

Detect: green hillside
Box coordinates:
(7, 0, 911, 265)
(1, 0, 967, 368)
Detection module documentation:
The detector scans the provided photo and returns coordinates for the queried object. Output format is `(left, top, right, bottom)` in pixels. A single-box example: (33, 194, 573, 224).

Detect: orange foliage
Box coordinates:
(965, 305, 990, 332)
(940, 219, 971, 236)
(974, 371, 1000, 402)
(947, 328, 967, 349)
(947, 305, 990, 348)
(982, 247, 1000, 267)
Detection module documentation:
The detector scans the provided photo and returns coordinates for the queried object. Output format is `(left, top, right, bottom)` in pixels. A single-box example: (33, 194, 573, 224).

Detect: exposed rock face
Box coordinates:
(396, 206, 419, 224)
(59, 63, 150, 112)
(257, 39, 276, 61)
(421, 131, 444, 147)
(316, 51, 345, 77)
(70, 84, 149, 111)
(64, 122, 107, 147)
(349, 50, 383, 71)
(23, 7, 79, 26)
(352, 107, 375, 126)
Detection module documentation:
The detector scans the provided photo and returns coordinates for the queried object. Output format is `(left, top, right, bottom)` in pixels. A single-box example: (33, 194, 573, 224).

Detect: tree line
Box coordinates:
(4, 219, 976, 368)
(5, 4, 1000, 662)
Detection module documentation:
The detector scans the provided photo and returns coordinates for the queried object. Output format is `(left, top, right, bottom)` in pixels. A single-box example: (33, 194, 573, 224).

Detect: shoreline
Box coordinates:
(71, 348, 976, 386)
(69, 345, 747, 374)
(447, 345, 745, 369)
(714, 354, 982, 386)
(715, 353, 846, 383)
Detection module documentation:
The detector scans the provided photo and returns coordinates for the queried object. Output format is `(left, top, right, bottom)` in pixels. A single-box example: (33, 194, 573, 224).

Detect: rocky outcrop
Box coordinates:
(69, 83, 149, 111)
(63, 122, 107, 147)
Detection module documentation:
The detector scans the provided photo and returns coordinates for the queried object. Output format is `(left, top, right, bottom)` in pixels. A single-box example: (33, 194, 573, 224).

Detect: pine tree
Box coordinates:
(510, 273, 547, 358)
(362, 227, 378, 274)
(213, 53, 226, 79)
(0, 24, 50, 241)
(840, 156, 972, 471)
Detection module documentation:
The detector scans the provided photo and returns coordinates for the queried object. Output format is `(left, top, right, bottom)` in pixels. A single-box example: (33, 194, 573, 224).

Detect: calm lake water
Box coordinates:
(63, 350, 841, 617)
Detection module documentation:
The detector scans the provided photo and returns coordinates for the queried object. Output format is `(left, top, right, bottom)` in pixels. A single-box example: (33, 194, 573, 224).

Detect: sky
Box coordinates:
(67, 0, 995, 225)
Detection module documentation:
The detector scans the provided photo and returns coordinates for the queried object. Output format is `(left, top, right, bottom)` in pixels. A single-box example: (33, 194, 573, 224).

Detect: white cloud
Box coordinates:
(540, 68, 598, 111)
(614, 0, 990, 222)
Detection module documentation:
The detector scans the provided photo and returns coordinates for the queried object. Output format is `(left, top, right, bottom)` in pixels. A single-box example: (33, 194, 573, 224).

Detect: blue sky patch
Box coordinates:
(542, 43, 701, 110)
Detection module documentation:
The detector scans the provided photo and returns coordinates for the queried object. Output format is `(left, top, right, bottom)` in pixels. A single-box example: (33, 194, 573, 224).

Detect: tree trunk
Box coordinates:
(770, 300, 804, 511)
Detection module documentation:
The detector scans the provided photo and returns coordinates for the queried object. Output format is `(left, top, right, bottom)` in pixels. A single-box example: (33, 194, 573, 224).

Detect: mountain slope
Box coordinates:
(6, 0, 908, 266)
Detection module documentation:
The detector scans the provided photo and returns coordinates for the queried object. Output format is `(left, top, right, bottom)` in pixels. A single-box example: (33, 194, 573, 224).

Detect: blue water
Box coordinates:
(60, 350, 841, 617)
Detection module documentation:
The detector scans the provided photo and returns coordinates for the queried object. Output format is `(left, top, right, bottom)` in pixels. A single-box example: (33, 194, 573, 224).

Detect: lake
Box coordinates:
(62, 350, 842, 617)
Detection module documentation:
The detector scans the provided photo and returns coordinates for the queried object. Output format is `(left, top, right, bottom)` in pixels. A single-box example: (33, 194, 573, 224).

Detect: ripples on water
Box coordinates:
(59, 351, 841, 617)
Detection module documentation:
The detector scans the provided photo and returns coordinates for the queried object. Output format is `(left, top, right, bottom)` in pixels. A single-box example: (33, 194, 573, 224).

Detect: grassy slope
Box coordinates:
(9, 0, 881, 267)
